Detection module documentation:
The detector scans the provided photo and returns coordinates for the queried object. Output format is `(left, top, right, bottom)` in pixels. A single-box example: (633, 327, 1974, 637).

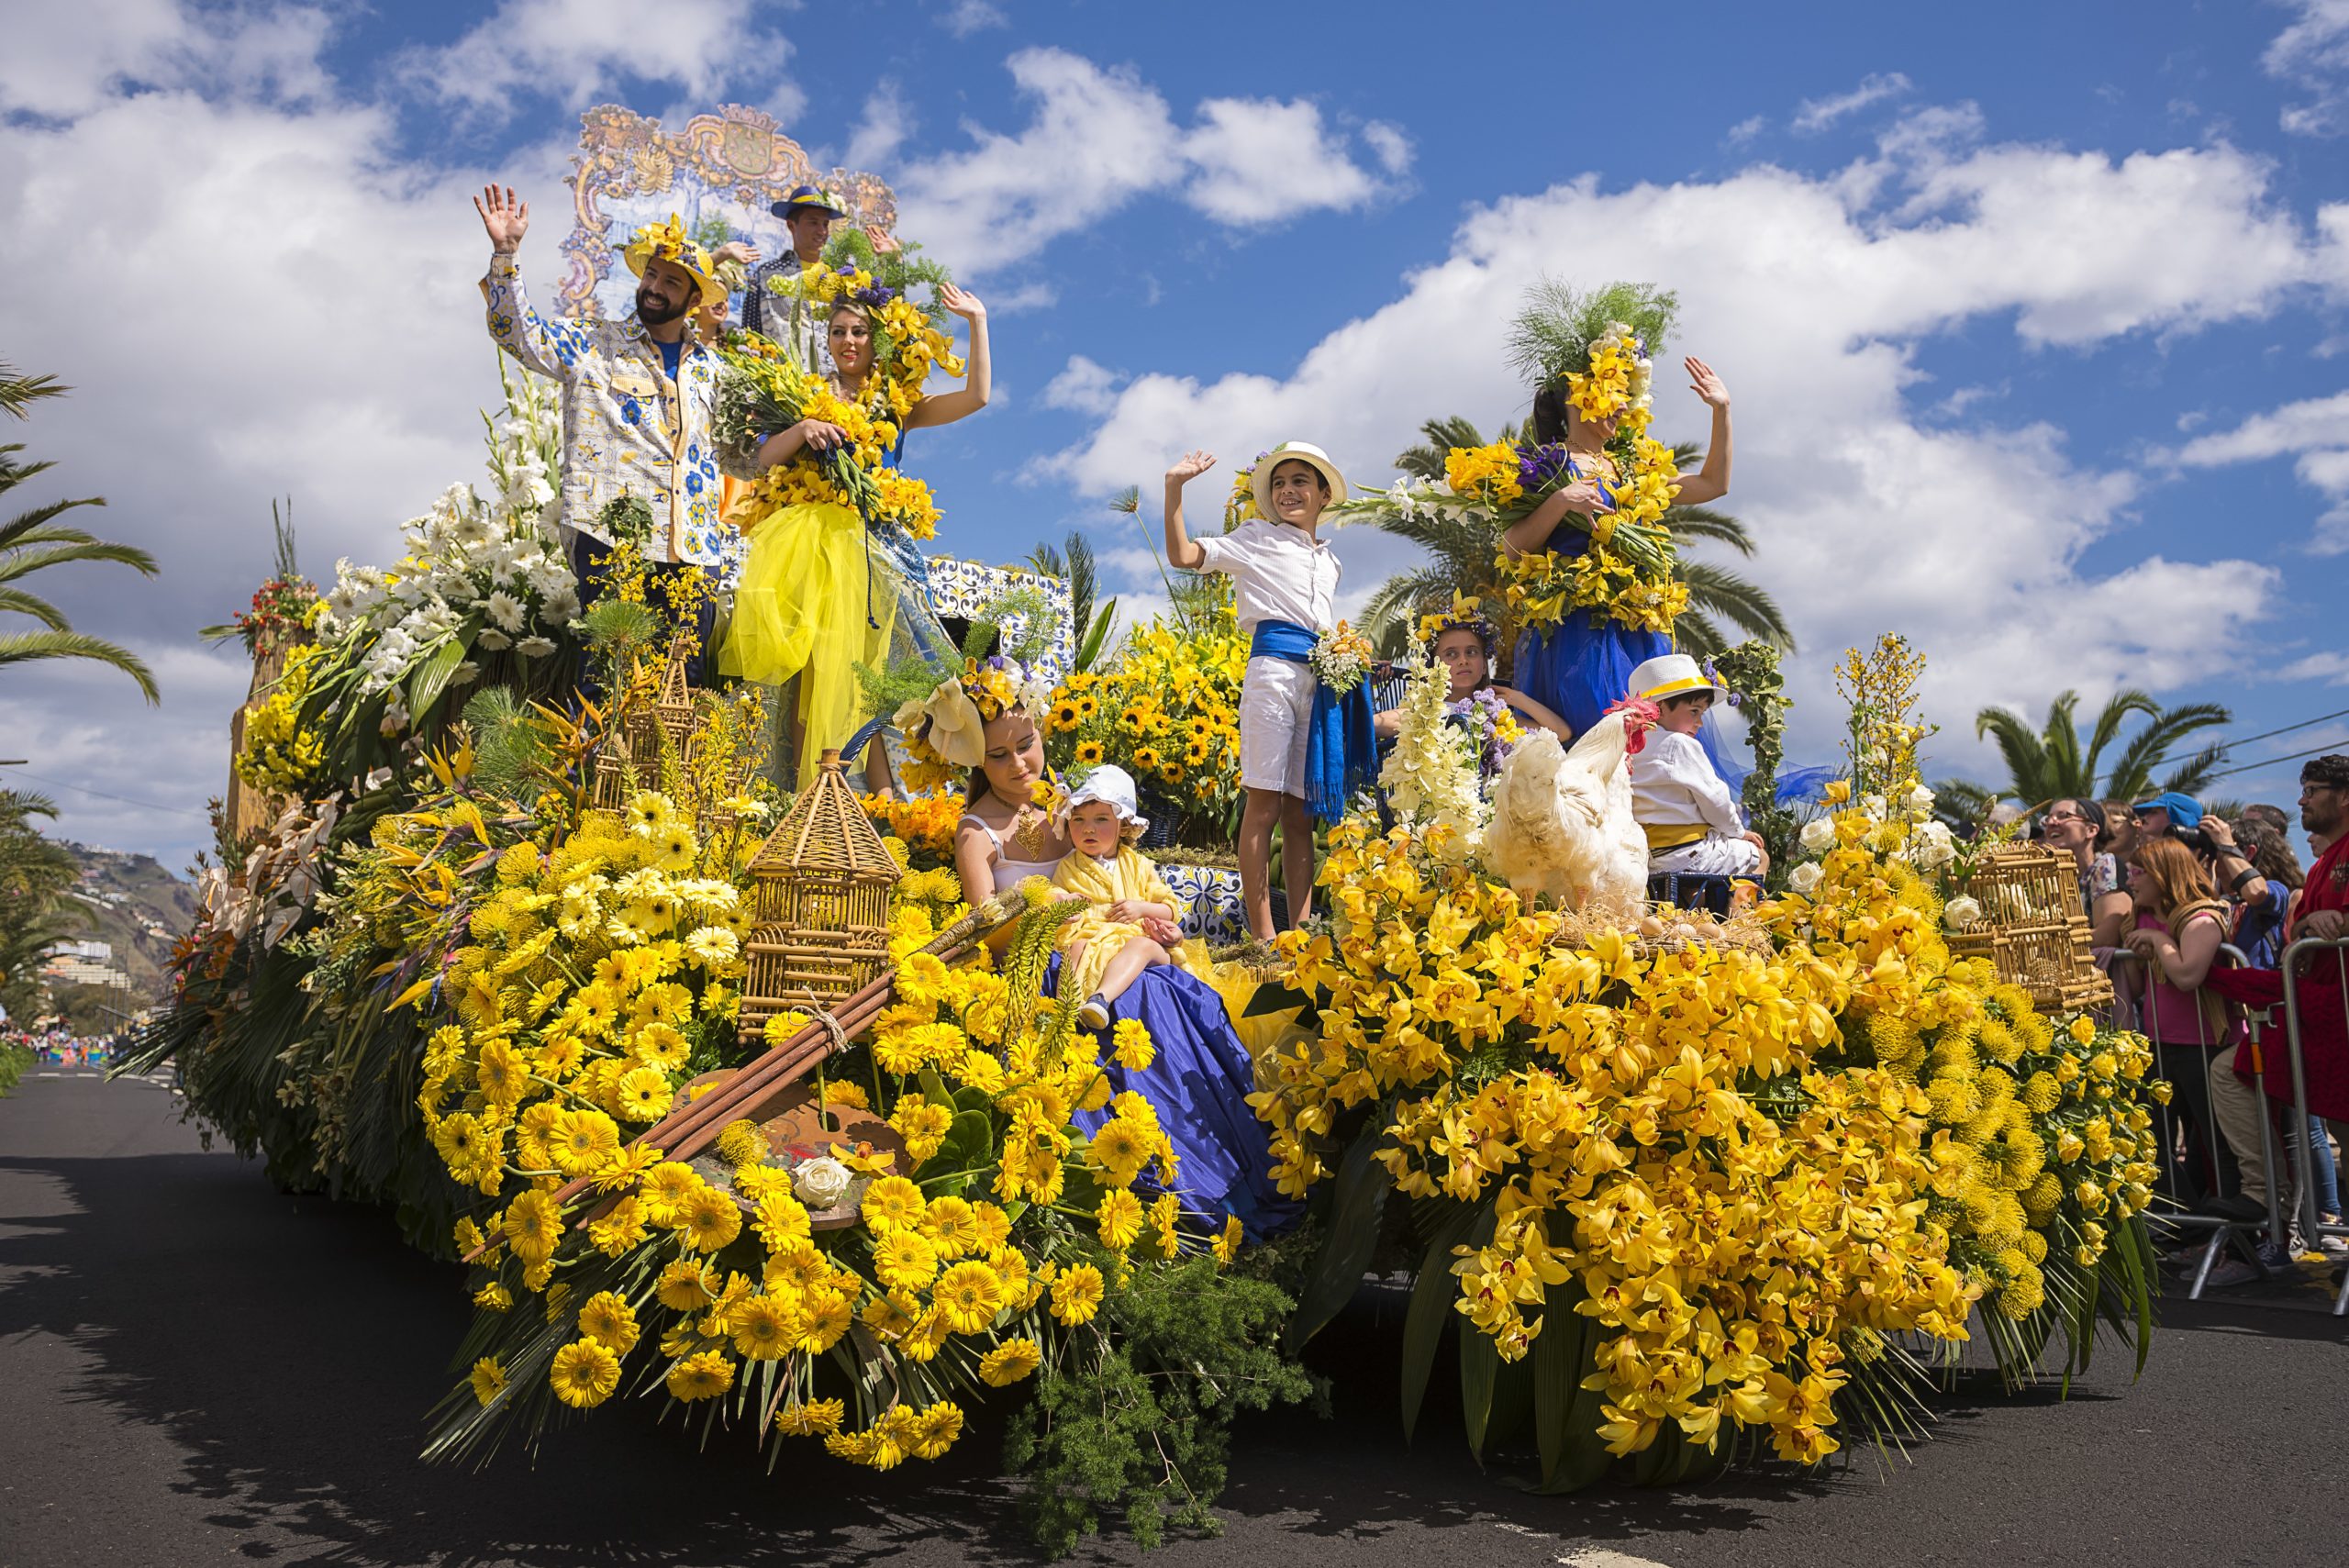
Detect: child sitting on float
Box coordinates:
(1050, 765, 1208, 1030)
(1625, 653, 1769, 880)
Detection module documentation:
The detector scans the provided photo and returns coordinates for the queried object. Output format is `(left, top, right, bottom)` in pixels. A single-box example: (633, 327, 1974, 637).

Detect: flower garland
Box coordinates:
(893, 655, 1055, 795)
(1492, 430, 1688, 636)
(712, 334, 941, 541)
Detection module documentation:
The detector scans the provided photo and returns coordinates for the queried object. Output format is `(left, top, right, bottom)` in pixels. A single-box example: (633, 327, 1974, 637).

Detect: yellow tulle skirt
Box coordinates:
(722, 500, 902, 782)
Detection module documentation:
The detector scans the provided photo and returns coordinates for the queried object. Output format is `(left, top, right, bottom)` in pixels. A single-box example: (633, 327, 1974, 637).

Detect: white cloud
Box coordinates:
(1361, 120, 1414, 176)
(1184, 97, 1378, 225)
(937, 0, 1008, 37)
(0, 3, 573, 859)
(400, 0, 797, 125)
(2174, 390, 2349, 551)
(843, 79, 913, 170)
(2266, 0, 2349, 136)
(0, 0, 332, 118)
(1793, 71, 1913, 133)
(1041, 129, 2337, 781)
(892, 49, 1400, 272)
(1725, 115, 1767, 147)
(1041, 355, 1123, 415)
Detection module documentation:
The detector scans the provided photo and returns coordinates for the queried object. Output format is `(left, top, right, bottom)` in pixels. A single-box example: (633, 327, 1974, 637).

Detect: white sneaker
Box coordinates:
(1076, 994, 1111, 1030)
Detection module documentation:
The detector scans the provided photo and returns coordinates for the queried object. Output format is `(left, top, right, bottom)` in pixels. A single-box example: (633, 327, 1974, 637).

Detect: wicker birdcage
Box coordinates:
(738, 749, 902, 1031)
(623, 635, 700, 763)
(1945, 841, 2112, 1012)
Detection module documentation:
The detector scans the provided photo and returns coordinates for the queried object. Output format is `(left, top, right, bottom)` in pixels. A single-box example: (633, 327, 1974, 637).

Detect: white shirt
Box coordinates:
(1629, 730, 1745, 836)
(1193, 517, 1341, 634)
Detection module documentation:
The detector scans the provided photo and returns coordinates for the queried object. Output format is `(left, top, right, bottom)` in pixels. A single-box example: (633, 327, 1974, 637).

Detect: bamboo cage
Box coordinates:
(1945, 841, 2111, 1012)
(625, 635, 699, 763)
(586, 719, 635, 813)
(738, 750, 902, 1031)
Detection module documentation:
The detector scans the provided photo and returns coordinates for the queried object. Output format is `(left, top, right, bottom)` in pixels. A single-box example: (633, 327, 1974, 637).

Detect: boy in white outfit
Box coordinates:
(1163, 442, 1348, 940)
(1626, 654, 1769, 880)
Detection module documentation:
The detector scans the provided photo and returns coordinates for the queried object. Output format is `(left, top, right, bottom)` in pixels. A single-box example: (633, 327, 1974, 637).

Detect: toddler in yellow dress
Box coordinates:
(1051, 766, 1207, 1029)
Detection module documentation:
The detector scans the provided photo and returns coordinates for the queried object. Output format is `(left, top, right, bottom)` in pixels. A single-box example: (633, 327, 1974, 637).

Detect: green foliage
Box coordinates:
(459, 688, 557, 798)
(0, 1040, 31, 1097)
(0, 363, 161, 702)
(1960, 689, 2232, 816)
(1029, 531, 1121, 673)
(1507, 279, 1680, 386)
(0, 788, 83, 1020)
(1713, 640, 1800, 883)
(1007, 1253, 1324, 1556)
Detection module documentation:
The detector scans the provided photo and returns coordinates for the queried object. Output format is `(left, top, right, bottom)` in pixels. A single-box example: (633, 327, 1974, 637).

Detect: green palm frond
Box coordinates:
(0, 534, 160, 585)
(1969, 690, 2231, 806)
(0, 629, 160, 703)
(1676, 560, 1791, 649)
(0, 365, 68, 420)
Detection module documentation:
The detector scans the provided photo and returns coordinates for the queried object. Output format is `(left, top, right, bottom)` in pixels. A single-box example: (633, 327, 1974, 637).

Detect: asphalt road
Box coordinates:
(3, 1071, 2343, 1568)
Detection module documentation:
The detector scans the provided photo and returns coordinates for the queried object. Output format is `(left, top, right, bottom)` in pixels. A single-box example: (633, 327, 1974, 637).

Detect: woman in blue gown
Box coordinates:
(930, 675, 1300, 1241)
(1502, 353, 1735, 744)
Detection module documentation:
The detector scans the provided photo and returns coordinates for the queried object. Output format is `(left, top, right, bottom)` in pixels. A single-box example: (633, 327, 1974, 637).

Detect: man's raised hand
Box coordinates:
(474, 185, 530, 254)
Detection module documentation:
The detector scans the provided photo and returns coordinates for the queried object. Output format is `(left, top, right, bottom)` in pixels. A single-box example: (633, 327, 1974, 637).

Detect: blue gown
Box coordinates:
(1044, 953, 1301, 1241)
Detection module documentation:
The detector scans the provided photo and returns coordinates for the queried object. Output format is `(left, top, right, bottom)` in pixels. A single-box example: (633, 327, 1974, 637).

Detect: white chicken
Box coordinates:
(1483, 706, 1656, 914)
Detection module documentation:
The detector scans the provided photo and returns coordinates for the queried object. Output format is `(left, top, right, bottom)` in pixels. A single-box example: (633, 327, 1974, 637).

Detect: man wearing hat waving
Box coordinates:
(473, 185, 747, 677)
(741, 183, 898, 371)
(1164, 442, 1353, 940)
(1625, 653, 1768, 880)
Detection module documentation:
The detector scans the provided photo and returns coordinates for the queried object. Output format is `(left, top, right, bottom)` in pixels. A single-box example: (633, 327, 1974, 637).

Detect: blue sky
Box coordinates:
(4, 0, 2346, 867)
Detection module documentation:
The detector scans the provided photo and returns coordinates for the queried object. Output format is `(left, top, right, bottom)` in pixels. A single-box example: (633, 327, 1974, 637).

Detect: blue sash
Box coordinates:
(1249, 619, 1378, 823)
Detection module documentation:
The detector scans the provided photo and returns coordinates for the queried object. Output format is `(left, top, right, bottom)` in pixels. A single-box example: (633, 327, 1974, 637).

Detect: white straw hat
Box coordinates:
(1249, 441, 1349, 521)
(1627, 652, 1729, 706)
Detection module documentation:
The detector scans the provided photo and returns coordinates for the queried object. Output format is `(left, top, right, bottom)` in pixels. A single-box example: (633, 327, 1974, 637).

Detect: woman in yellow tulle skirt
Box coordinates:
(722, 283, 991, 782)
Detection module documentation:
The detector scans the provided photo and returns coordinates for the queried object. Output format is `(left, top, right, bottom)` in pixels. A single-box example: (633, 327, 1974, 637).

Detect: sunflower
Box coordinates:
(665, 1349, 735, 1401)
(576, 1289, 640, 1354)
(873, 1228, 940, 1292)
(932, 1260, 1005, 1335)
(1074, 740, 1105, 765)
(676, 1184, 745, 1252)
(1051, 1262, 1105, 1326)
(469, 1355, 508, 1406)
(977, 1338, 1041, 1387)
(548, 1339, 621, 1408)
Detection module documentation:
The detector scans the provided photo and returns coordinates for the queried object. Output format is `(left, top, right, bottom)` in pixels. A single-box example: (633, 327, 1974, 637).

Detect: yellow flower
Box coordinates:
(933, 1259, 1006, 1334)
(1112, 1018, 1155, 1071)
(502, 1187, 563, 1264)
(655, 1257, 718, 1311)
(616, 1066, 674, 1123)
(909, 1399, 964, 1461)
(576, 1289, 640, 1354)
(469, 1355, 508, 1406)
(549, 1107, 623, 1176)
(675, 1184, 744, 1252)
(776, 1396, 846, 1436)
(1096, 1189, 1145, 1251)
(1051, 1262, 1106, 1326)
(730, 1293, 800, 1360)
(861, 1173, 928, 1231)
(978, 1337, 1043, 1386)
(665, 1350, 735, 1401)
(548, 1339, 621, 1408)
(874, 1227, 941, 1291)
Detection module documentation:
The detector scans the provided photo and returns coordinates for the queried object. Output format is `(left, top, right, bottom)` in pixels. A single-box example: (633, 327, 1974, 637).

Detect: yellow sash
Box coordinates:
(1643, 822, 1710, 851)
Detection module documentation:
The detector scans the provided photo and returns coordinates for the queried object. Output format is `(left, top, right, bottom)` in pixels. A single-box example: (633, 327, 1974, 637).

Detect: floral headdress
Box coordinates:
(1415, 593, 1497, 654)
(621, 213, 722, 306)
(891, 655, 1054, 791)
(1507, 279, 1678, 429)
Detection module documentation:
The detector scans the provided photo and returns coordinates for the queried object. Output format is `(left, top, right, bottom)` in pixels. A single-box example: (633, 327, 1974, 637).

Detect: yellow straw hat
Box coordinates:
(621, 213, 723, 306)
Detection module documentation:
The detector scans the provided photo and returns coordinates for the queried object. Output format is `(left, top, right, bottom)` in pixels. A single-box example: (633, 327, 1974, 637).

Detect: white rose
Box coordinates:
(1944, 895, 1983, 929)
(1907, 784, 1935, 814)
(1798, 817, 1836, 852)
(1788, 862, 1824, 895)
(795, 1155, 852, 1209)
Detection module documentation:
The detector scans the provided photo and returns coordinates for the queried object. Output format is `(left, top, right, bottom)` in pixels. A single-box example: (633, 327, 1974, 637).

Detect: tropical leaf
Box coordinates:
(0, 629, 159, 702)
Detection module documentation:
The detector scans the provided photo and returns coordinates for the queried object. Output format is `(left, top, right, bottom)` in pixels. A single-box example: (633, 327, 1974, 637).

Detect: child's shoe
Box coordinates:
(1076, 994, 1112, 1030)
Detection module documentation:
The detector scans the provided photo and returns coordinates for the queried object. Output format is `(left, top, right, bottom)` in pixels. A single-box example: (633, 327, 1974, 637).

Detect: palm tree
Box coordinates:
(1, 363, 161, 702)
(1944, 689, 2232, 822)
(1364, 421, 1790, 661)
(1026, 529, 1120, 673)
(0, 788, 83, 1021)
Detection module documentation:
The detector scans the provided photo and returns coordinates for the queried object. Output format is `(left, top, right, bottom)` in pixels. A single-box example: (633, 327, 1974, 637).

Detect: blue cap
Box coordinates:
(770, 184, 847, 220)
(2130, 791, 2204, 830)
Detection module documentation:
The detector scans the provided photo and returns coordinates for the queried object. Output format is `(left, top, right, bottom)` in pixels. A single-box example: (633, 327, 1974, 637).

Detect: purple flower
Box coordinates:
(1517, 441, 1575, 494)
(853, 284, 896, 309)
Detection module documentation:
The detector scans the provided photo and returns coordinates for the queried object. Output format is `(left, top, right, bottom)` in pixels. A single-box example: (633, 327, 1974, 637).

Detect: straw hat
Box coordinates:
(1627, 652, 1729, 706)
(1249, 441, 1349, 521)
(621, 214, 723, 306)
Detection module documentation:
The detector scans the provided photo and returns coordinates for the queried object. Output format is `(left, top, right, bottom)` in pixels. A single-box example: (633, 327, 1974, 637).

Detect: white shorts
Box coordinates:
(1649, 832, 1763, 878)
(1239, 656, 1315, 796)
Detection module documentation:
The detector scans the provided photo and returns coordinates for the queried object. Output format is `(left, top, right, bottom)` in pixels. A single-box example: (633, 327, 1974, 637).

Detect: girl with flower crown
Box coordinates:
(1497, 283, 1733, 744)
(1374, 598, 1570, 757)
(899, 661, 1298, 1240)
(722, 279, 992, 783)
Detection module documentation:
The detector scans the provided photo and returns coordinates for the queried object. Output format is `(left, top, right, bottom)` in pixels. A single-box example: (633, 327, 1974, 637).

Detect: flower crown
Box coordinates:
(1509, 281, 1676, 429)
(1415, 593, 1497, 652)
(892, 656, 1054, 786)
(629, 214, 701, 269)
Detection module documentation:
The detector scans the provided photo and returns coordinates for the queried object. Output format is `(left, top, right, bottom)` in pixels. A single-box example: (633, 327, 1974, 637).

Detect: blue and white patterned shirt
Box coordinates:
(482, 252, 750, 570)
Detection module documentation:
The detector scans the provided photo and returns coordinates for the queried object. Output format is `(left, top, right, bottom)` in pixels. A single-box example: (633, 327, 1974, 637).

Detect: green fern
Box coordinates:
(1507, 279, 1680, 385)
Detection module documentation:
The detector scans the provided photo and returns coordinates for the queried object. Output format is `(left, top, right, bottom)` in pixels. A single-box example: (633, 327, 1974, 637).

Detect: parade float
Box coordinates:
(132, 103, 2166, 1558)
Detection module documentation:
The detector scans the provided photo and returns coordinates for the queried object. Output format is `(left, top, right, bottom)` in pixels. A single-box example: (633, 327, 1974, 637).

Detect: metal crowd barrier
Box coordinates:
(2108, 943, 2289, 1300)
(2274, 934, 2349, 1316)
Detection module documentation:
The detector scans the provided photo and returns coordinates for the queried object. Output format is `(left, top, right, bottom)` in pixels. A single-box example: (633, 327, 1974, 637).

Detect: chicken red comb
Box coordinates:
(1602, 697, 1662, 756)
